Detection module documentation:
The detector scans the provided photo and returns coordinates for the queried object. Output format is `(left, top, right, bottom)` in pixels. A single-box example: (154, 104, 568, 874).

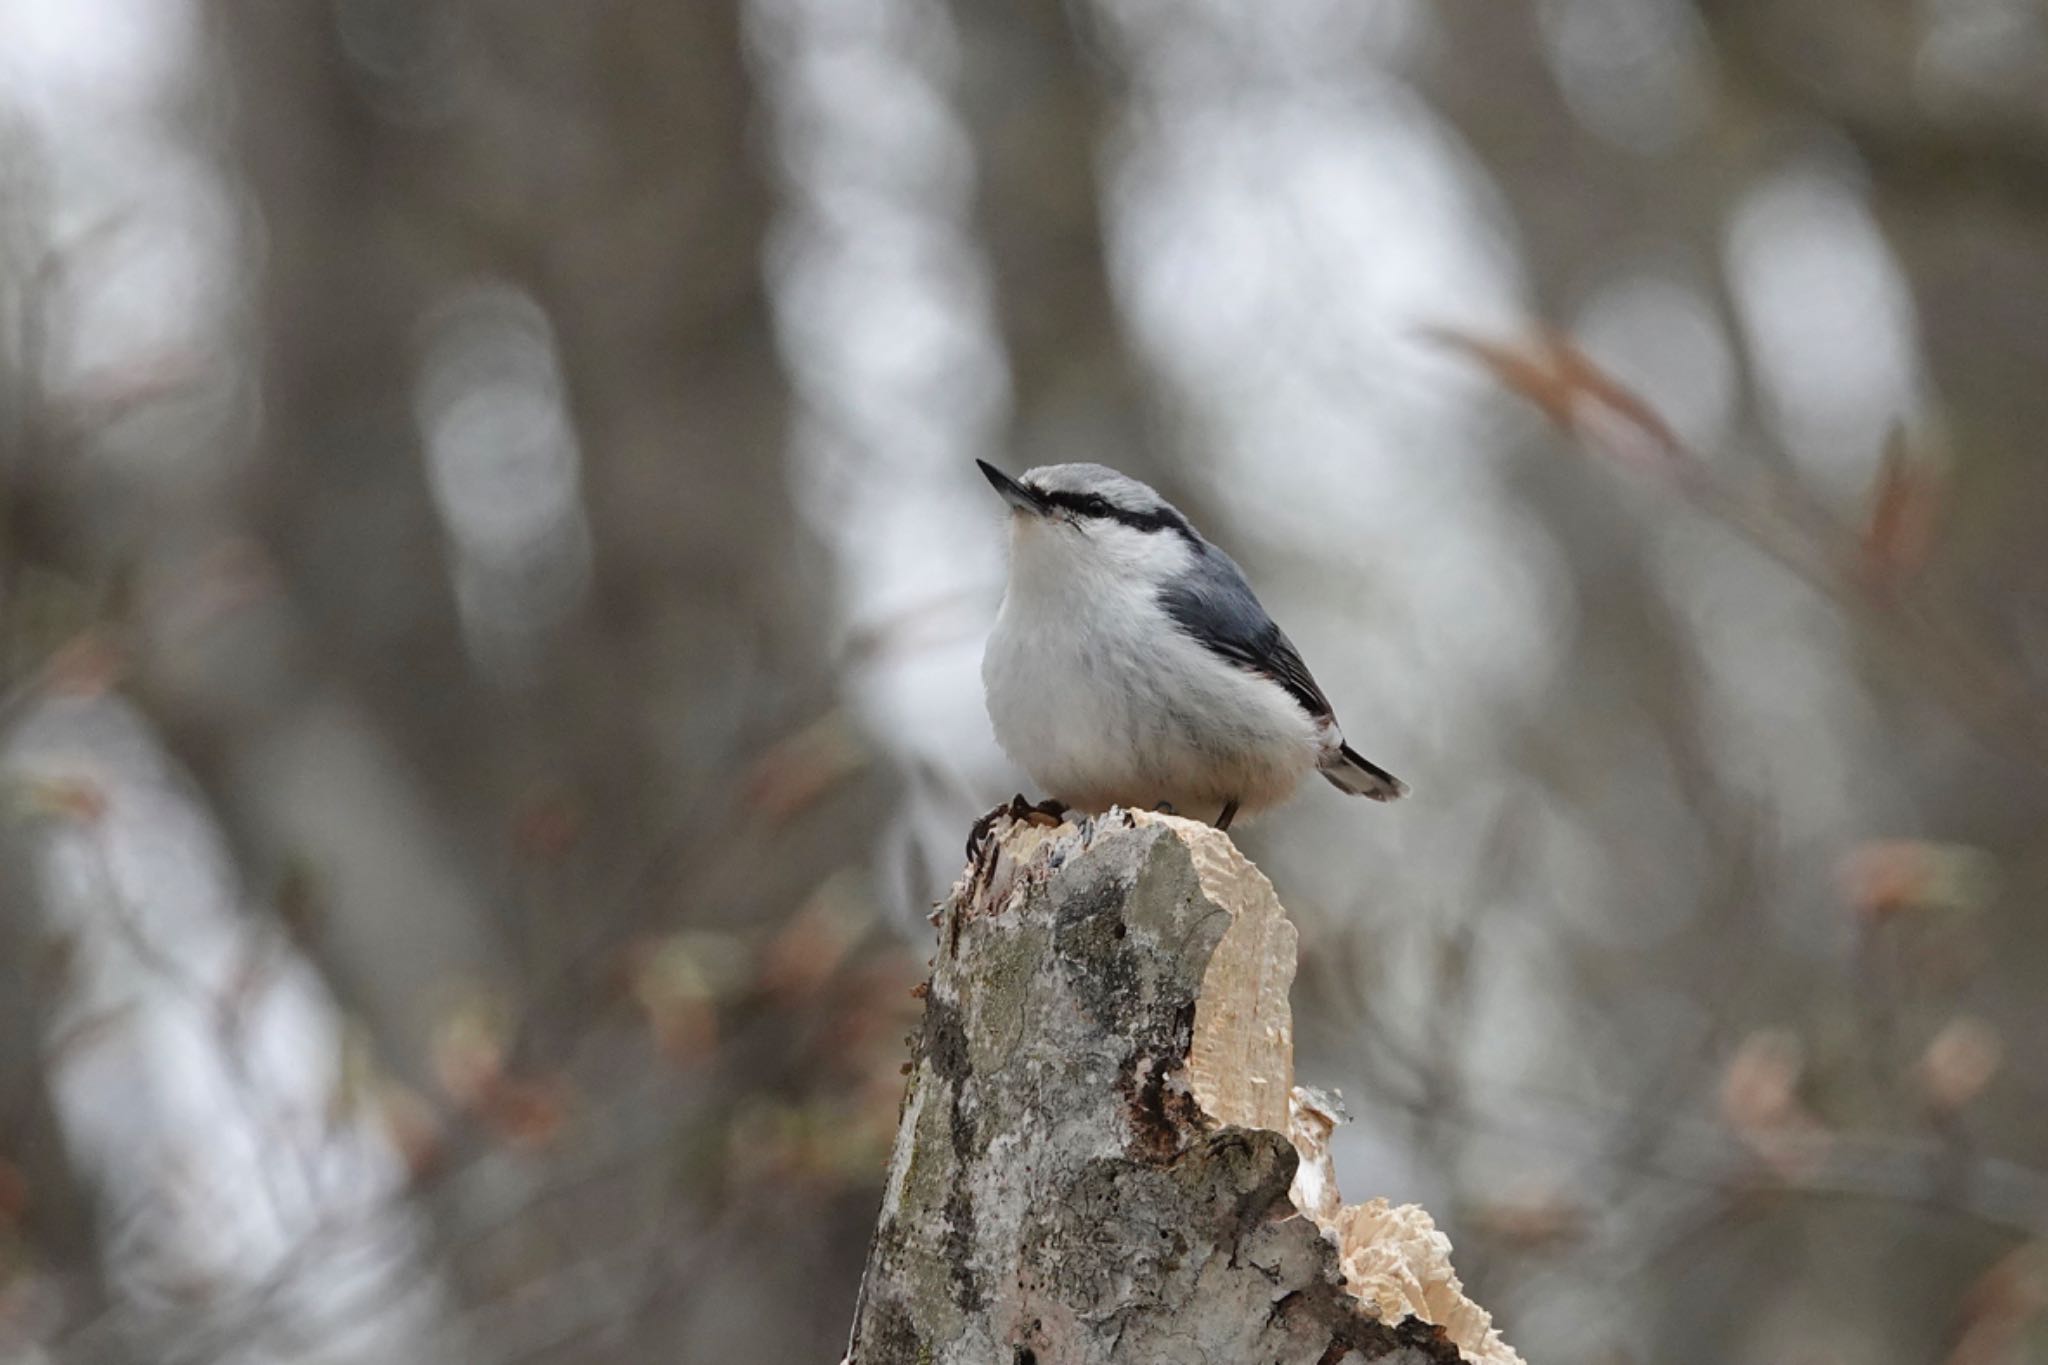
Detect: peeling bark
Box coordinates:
(847, 810, 1520, 1365)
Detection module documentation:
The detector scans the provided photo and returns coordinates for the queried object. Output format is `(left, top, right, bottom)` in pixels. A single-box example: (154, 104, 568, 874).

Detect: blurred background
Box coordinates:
(0, 0, 2045, 1361)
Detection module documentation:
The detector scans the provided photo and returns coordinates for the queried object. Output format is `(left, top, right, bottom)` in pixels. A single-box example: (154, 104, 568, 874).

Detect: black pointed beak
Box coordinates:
(976, 460, 1045, 515)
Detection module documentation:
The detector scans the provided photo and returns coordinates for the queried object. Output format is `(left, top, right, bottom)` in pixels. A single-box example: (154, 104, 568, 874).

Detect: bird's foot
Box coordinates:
(1021, 795, 1069, 828)
(965, 798, 1018, 861)
(1216, 798, 1240, 831)
(1153, 801, 1177, 815)
(965, 794, 1070, 860)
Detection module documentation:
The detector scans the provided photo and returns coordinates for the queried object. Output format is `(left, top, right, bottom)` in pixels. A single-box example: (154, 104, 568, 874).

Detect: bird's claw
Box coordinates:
(965, 794, 1069, 861)
(964, 801, 1011, 862)
(1021, 795, 1067, 829)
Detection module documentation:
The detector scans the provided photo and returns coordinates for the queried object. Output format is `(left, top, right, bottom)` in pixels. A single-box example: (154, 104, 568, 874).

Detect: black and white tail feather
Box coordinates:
(1321, 742, 1407, 801)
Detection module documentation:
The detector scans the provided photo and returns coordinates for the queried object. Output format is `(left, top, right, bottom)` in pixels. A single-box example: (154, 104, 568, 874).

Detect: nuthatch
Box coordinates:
(977, 460, 1405, 831)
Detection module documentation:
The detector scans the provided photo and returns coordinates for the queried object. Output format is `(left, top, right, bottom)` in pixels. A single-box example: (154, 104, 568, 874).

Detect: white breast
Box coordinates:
(981, 520, 1321, 818)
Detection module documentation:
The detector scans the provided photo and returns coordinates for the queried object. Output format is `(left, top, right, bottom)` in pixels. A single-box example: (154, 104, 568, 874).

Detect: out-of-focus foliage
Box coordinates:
(0, 0, 2044, 1362)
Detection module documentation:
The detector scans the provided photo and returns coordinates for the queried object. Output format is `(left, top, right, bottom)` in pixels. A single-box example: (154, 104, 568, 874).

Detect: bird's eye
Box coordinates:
(1081, 496, 1112, 517)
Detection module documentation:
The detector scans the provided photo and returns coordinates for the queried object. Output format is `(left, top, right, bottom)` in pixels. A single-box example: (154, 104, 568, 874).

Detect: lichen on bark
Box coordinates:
(846, 809, 1520, 1365)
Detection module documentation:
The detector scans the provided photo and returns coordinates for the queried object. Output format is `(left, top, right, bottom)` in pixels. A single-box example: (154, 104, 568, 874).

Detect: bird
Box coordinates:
(976, 459, 1405, 834)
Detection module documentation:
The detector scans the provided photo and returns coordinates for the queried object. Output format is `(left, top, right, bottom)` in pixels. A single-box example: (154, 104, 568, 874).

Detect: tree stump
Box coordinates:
(846, 809, 1522, 1365)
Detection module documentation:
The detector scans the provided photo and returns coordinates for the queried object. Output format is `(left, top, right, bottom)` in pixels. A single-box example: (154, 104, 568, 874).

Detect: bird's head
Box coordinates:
(976, 460, 1199, 585)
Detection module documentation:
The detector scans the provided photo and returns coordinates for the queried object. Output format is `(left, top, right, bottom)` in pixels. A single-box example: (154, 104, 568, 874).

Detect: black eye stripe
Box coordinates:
(1031, 487, 1199, 546)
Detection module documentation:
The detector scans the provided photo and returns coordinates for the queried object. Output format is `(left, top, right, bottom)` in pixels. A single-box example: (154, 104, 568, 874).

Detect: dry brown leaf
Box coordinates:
(1717, 1029, 1833, 1177)
(217, 937, 281, 1036)
(1963, 1243, 2048, 1324)
(46, 1006, 138, 1067)
(1718, 1029, 1804, 1132)
(1465, 1192, 1588, 1250)
(1838, 840, 1997, 919)
(1424, 324, 1683, 470)
(512, 787, 584, 861)
(1920, 1016, 2003, 1112)
(742, 710, 868, 824)
(629, 933, 737, 1063)
(431, 993, 510, 1106)
(54, 348, 208, 421)
(1423, 326, 1576, 428)
(842, 589, 983, 665)
(378, 1082, 448, 1182)
(18, 776, 109, 824)
(1952, 1244, 2048, 1365)
(44, 633, 126, 698)
(1862, 429, 1943, 585)
(760, 876, 871, 1001)
(477, 1074, 571, 1152)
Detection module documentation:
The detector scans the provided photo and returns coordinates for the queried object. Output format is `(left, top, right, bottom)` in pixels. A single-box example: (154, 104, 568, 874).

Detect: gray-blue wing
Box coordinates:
(1156, 549, 1334, 724)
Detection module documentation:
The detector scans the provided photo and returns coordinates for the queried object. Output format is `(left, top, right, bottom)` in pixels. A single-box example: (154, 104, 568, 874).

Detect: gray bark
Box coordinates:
(847, 811, 1506, 1365)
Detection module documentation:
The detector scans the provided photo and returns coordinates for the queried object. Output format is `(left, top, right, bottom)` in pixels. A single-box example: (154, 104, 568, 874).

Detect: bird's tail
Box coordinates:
(1320, 742, 1408, 802)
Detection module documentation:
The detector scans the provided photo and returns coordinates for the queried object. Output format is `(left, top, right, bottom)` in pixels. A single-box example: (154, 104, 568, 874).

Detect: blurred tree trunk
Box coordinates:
(205, 3, 888, 1360)
(0, 864, 115, 1350)
(202, 0, 861, 941)
(947, 3, 1192, 505)
(1696, 0, 2048, 636)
